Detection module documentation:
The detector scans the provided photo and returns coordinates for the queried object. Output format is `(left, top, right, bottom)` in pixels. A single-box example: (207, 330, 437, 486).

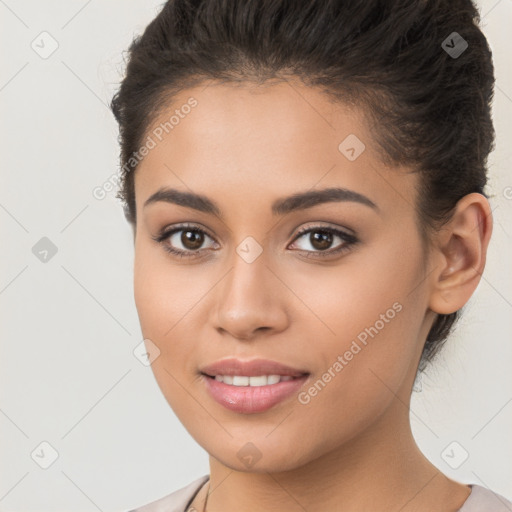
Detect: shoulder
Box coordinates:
(127, 475, 210, 512)
(458, 484, 512, 511)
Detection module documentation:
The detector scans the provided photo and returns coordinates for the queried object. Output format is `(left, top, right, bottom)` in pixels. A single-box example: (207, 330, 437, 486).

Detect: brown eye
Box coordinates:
(289, 225, 358, 259)
(181, 229, 205, 250)
(308, 230, 334, 251)
(152, 223, 218, 258)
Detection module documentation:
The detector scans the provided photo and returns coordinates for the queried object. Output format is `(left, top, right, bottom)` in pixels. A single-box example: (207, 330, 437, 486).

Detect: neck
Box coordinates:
(203, 401, 470, 512)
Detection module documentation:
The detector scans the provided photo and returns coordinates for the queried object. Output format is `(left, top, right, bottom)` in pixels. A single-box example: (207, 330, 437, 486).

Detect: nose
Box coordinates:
(212, 249, 289, 341)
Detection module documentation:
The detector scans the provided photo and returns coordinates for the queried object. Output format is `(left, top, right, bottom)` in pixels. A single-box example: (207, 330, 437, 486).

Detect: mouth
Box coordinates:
(199, 358, 310, 414)
(204, 374, 302, 386)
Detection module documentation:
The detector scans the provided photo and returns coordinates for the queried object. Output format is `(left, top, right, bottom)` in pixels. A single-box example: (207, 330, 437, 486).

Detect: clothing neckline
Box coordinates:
(187, 478, 478, 511)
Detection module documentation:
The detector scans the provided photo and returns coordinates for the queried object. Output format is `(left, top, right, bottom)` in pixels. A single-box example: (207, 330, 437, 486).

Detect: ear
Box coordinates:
(428, 193, 493, 315)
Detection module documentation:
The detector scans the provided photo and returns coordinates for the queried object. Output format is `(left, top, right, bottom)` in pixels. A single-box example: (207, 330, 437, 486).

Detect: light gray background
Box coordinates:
(1, 1, 511, 511)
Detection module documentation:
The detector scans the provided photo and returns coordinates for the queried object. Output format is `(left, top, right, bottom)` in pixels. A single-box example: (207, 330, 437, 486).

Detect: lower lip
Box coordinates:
(202, 374, 309, 414)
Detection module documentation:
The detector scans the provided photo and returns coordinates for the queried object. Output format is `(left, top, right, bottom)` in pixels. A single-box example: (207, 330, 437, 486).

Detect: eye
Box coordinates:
(288, 225, 357, 258)
(152, 223, 218, 258)
(152, 223, 358, 260)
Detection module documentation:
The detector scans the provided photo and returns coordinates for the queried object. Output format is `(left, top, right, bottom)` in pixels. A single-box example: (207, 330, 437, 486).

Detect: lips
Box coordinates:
(200, 358, 309, 378)
(200, 358, 310, 414)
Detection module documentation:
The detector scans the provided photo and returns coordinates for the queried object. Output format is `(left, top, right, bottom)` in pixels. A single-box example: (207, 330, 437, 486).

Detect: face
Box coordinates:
(133, 79, 434, 472)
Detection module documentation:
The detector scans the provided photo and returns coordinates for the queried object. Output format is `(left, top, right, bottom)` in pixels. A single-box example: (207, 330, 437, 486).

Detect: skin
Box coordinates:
(132, 78, 492, 512)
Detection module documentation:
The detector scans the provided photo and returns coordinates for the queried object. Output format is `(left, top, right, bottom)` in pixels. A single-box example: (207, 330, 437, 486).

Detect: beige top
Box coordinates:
(128, 475, 512, 512)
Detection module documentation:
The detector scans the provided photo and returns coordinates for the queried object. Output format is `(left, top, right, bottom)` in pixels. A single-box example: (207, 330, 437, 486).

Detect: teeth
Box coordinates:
(266, 375, 280, 385)
(249, 375, 267, 386)
(233, 376, 249, 386)
(212, 374, 296, 386)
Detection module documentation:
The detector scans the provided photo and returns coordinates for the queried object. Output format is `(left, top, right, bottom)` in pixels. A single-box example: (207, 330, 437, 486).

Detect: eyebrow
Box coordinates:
(143, 186, 379, 217)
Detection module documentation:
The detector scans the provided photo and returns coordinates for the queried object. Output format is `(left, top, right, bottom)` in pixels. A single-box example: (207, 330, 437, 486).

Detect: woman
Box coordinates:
(111, 0, 512, 510)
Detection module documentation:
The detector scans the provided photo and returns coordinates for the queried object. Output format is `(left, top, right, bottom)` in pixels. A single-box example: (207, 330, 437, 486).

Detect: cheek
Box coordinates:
(133, 244, 201, 412)
(293, 232, 421, 342)
(133, 239, 196, 338)
(133, 246, 163, 337)
(294, 235, 425, 403)
(133, 240, 215, 383)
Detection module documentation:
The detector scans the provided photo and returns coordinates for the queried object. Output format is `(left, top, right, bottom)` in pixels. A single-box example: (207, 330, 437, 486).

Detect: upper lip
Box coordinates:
(200, 358, 309, 377)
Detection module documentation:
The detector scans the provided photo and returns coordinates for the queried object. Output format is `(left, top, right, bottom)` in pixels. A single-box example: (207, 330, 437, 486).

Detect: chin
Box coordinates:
(199, 431, 321, 474)
(214, 451, 309, 474)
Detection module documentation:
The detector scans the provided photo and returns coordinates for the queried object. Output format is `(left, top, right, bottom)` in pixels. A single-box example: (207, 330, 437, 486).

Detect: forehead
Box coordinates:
(134, 79, 416, 217)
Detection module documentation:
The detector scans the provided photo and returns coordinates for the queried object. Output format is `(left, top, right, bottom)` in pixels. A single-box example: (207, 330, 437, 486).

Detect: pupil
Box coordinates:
(311, 231, 332, 250)
(182, 230, 203, 250)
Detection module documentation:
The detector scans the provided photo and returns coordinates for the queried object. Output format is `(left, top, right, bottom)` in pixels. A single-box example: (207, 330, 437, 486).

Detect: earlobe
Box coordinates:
(428, 193, 493, 315)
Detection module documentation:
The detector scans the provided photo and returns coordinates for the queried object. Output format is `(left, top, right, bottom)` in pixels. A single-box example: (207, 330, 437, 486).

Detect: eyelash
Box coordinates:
(151, 223, 358, 260)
